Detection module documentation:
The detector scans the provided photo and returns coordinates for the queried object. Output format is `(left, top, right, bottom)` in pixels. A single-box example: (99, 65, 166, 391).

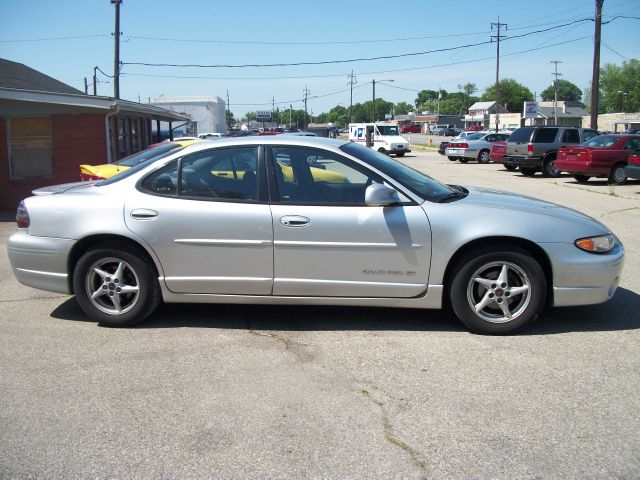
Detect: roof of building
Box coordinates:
(153, 95, 224, 104)
(468, 101, 510, 113)
(0, 58, 84, 95)
(537, 105, 589, 119)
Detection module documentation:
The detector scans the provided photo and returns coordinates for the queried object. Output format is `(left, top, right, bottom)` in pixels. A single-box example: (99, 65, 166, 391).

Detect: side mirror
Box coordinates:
(365, 183, 401, 206)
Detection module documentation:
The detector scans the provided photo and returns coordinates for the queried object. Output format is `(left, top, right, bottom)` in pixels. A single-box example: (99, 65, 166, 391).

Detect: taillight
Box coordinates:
(629, 156, 640, 164)
(458, 142, 469, 148)
(527, 143, 534, 153)
(80, 173, 105, 181)
(16, 201, 30, 228)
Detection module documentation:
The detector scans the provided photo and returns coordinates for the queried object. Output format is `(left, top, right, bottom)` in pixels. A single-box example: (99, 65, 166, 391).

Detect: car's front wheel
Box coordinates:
(449, 246, 547, 334)
(504, 164, 517, 171)
(477, 150, 490, 164)
(520, 167, 536, 176)
(73, 247, 160, 327)
(573, 174, 591, 182)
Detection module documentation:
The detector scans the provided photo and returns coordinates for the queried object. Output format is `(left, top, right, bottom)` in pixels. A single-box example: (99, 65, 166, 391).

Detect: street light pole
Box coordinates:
(372, 79, 394, 122)
(618, 91, 628, 112)
(111, 0, 122, 99)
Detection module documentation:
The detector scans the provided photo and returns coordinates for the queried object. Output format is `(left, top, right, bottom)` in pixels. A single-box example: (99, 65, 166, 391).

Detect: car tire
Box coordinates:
(504, 164, 517, 171)
(477, 150, 490, 164)
(377, 148, 387, 155)
(73, 246, 161, 327)
(520, 167, 536, 176)
(459, 158, 469, 164)
(449, 245, 547, 334)
(573, 174, 591, 183)
(396, 152, 405, 157)
(608, 163, 627, 185)
(447, 156, 458, 161)
(542, 157, 561, 178)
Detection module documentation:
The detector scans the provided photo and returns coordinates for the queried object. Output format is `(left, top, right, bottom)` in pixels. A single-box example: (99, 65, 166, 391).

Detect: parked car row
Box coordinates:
(439, 125, 640, 186)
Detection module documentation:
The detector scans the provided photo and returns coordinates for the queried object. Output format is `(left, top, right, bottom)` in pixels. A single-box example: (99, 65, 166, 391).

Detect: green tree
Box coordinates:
(226, 109, 235, 129)
(415, 89, 439, 108)
(541, 80, 582, 102)
(394, 101, 414, 115)
(481, 78, 534, 113)
(599, 58, 640, 113)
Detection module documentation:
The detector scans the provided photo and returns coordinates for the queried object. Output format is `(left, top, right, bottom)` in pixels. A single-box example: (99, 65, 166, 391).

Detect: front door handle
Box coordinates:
(280, 215, 310, 227)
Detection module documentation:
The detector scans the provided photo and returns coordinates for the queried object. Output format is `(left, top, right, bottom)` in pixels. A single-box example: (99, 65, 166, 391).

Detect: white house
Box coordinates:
(152, 95, 227, 135)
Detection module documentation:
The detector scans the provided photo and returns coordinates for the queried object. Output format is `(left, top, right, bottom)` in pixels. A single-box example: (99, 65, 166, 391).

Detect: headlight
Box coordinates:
(575, 234, 616, 253)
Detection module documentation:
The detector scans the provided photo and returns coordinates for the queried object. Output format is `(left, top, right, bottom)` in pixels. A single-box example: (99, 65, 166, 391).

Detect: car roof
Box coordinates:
(175, 135, 350, 156)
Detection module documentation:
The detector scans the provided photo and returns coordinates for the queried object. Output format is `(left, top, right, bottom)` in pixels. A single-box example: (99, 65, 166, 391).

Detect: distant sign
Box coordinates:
(256, 111, 272, 122)
(524, 101, 538, 119)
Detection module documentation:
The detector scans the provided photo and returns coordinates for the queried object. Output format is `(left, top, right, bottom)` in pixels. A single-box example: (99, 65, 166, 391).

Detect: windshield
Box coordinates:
(340, 142, 456, 201)
(97, 146, 185, 186)
(581, 135, 619, 148)
(376, 125, 400, 136)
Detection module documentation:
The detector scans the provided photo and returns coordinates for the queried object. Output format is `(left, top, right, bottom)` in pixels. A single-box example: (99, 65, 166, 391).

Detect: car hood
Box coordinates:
(459, 186, 609, 230)
(32, 181, 100, 195)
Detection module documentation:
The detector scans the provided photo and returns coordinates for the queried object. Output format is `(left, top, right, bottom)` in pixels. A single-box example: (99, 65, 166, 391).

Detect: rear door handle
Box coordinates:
(280, 215, 310, 227)
(131, 209, 159, 220)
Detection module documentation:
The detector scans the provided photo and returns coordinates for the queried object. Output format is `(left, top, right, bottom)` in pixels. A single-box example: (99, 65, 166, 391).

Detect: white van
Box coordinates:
(348, 123, 411, 156)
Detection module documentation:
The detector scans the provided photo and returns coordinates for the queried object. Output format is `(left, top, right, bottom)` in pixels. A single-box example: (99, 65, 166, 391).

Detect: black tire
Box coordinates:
(377, 148, 387, 155)
(504, 164, 517, 171)
(542, 157, 561, 178)
(73, 247, 161, 327)
(573, 174, 591, 183)
(395, 151, 405, 157)
(459, 158, 469, 164)
(608, 163, 627, 185)
(447, 156, 458, 162)
(477, 150, 490, 164)
(520, 167, 536, 176)
(448, 245, 547, 334)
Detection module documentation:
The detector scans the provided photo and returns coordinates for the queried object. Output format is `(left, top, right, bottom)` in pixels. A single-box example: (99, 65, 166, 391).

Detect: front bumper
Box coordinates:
(541, 240, 625, 307)
(7, 229, 75, 294)
(624, 163, 640, 180)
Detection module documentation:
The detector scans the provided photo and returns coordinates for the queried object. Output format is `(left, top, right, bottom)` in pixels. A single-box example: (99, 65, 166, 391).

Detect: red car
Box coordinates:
(464, 125, 484, 132)
(400, 124, 422, 133)
(555, 134, 640, 185)
(489, 141, 510, 167)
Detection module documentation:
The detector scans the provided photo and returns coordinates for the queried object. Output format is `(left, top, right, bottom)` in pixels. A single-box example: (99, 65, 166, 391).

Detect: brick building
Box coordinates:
(0, 58, 187, 210)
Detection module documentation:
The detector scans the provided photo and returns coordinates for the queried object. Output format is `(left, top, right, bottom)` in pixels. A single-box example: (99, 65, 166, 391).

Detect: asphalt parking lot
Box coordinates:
(1, 150, 639, 479)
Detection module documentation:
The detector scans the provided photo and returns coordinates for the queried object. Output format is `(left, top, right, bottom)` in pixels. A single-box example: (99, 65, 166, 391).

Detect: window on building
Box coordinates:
(9, 117, 53, 178)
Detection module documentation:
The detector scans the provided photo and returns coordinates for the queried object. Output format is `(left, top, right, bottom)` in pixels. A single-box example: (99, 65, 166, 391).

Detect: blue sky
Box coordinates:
(1, 0, 638, 118)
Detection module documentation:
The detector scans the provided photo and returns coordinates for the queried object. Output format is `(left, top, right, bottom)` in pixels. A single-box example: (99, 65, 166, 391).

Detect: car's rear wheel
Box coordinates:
(73, 247, 160, 327)
(395, 151, 405, 157)
(377, 148, 387, 155)
(608, 164, 627, 185)
(477, 150, 490, 164)
(449, 246, 547, 334)
(542, 157, 561, 177)
(447, 156, 458, 161)
(573, 174, 591, 183)
(520, 167, 536, 176)
(504, 164, 517, 171)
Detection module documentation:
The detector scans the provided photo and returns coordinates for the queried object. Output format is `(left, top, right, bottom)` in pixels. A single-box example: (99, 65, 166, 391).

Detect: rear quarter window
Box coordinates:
(533, 128, 558, 143)
(508, 127, 535, 143)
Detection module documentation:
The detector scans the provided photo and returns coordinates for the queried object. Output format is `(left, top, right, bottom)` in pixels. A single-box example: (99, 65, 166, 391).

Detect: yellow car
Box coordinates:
(80, 140, 202, 181)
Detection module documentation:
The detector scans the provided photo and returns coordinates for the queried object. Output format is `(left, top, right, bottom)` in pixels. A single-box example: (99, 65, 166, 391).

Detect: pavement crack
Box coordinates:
(597, 206, 640, 218)
(248, 329, 315, 363)
(360, 388, 427, 479)
(0, 294, 68, 303)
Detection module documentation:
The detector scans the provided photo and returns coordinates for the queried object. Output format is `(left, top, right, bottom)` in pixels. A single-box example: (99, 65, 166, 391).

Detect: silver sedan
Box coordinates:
(8, 137, 624, 334)
(446, 132, 510, 163)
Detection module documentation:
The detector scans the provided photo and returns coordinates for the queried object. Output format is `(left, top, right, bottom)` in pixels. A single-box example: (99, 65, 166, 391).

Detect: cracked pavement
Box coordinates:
(1, 151, 639, 479)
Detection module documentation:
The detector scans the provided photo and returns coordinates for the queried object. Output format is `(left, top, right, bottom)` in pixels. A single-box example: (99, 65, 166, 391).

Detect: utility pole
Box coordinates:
(590, 0, 604, 130)
(289, 104, 293, 129)
(272, 96, 275, 128)
(226, 89, 230, 130)
(111, 0, 122, 99)
(371, 79, 376, 122)
(550, 60, 563, 125)
(303, 86, 310, 129)
(491, 18, 507, 132)
(93, 66, 98, 96)
(347, 71, 356, 125)
(84, 77, 88, 95)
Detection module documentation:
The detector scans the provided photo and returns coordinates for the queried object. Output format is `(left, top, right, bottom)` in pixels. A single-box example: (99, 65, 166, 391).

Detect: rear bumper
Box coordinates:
(503, 155, 542, 168)
(7, 229, 74, 294)
(445, 147, 476, 159)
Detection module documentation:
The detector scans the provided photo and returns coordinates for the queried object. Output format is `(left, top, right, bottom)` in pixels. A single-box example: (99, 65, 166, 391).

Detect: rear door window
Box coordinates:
(562, 129, 580, 144)
(534, 128, 558, 143)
